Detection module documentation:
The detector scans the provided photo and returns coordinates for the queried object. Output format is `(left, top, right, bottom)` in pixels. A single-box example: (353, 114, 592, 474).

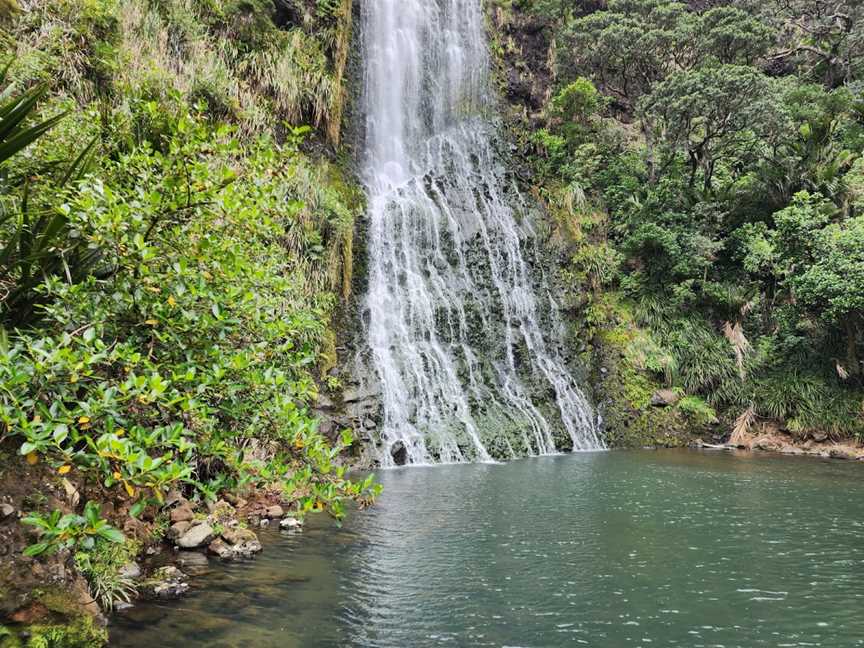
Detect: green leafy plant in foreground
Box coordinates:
(22, 501, 125, 557)
(75, 538, 140, 610)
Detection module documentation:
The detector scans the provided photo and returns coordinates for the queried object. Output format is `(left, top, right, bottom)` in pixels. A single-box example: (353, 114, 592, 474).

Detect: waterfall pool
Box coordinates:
(111, 449, 864, 647)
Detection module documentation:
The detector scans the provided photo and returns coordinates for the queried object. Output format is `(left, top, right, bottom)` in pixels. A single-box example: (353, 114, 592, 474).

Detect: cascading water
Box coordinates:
(360, 0, 604, 466)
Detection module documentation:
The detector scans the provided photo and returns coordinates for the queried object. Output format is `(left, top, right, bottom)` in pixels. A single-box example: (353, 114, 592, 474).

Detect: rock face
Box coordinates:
(176, 522, 214, 549)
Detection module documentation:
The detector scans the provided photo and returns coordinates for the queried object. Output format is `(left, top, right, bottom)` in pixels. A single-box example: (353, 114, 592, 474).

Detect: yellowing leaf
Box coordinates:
(144, 319, 158, 326)
(26, 452, 38, 465)
(32, 415, 42, 424)
(70, 374, 79, 384)
(203, 271, 213, 280)
(113, 471, 122, 480)
(78, 416, 91, 424)
(167, 295, 176, 307)
(124, 482, 135, 497)
(115, 428, 125, 437)
(58, 465, 72, 475)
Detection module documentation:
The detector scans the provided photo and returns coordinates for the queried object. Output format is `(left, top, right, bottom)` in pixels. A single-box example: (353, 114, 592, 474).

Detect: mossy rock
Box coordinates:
(1, 615, 105, 648)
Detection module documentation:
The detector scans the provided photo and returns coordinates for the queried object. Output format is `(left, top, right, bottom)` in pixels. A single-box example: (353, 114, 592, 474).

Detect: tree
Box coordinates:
(793, 215, 864, 375)
(639, 64, 782, 190)
(559, 1, 774, 111)
(760, 0, 864, 86)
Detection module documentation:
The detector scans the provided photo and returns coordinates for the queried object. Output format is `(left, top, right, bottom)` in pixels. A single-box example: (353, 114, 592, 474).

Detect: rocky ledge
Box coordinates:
(691, 423, 864, 461)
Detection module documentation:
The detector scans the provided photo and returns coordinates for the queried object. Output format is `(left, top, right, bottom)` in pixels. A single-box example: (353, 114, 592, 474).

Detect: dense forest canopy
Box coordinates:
(500, 0, 864, 439)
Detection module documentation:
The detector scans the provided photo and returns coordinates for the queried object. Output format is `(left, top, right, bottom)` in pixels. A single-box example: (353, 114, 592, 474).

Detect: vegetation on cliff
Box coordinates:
(1, 0, 376, 639)
(490, 0, 864, 445)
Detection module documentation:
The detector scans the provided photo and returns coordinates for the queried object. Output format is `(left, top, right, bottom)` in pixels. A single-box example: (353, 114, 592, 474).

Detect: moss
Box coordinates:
(23, 616, 106, 648)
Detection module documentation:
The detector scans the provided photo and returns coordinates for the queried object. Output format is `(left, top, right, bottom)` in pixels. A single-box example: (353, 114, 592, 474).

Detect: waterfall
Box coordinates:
(359, 0, 604, 466)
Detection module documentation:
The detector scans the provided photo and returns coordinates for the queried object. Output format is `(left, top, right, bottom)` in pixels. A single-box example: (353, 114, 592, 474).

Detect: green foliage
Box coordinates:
(513, 0, 864, 439)
(1, 110, 376, 515)
(21, 501, 125, 557)
(0, 0, 377, 605)
(74, 538, 140, 610)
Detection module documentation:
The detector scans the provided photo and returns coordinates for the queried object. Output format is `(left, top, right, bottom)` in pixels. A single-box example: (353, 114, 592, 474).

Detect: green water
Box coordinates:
(111, 450, 864, 647)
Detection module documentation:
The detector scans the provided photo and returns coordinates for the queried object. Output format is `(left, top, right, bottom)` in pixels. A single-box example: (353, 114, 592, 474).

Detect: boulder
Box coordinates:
(207, 538, 234, 560)
(209, 528, 262, 560)
(167, 520, 192, 541)
(208, 499, 235, 522)
(390, 440, 408, 466)
(176, 522, 214, 549)
(264, 505, 284, 519)
(650, 389, 681, 407)
(221, 527, 258, 546)
(279, 517, 303, 531)
(170, 501, 195, 523)
(119, 562, 141, 579)
(142, 566, 188, 598)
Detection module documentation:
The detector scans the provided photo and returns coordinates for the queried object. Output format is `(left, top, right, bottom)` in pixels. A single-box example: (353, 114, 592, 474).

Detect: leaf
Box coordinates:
(53, 424, 68, 444)
(98, 527, 125, 544)
(26, 452, 38, 465)
(57, 465, 72, 475)
(129, 500, 146, 518)
(84, 501, 100, 526)
(82, 327, 96, 343)
(144, 319, 158, 326)
(23, 542, 51, 557)
(124, 482, 135, 497)
(19, 442, 36, 456)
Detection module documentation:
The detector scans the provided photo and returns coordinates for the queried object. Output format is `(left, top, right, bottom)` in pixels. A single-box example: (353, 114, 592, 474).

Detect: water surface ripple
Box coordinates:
(112, 450, 864, 647)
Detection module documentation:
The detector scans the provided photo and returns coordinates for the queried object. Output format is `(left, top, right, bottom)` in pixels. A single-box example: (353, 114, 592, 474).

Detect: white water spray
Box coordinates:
(360, 0, 604, 465)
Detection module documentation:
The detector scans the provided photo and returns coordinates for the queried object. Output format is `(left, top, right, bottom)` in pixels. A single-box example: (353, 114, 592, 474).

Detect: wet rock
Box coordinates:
(222, 527, 259, 547)
(142, 566, 188, 598)
(0, 503, 15, 520)
(363, 418, 377, 430)
(390, 440, 408, 466)
(170, 501, 195, 523)
(177, 522, 214, 549)
(207, 538, 234, 560)
(650, 389, 681, 407)
(259, 518, 270, 528)
(265, 505, 284, 519)
(279, 517, 303, 531)
(829, 448, 855, 460)
(812, 431, 829, 443)
(209, 528, 262, 560)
